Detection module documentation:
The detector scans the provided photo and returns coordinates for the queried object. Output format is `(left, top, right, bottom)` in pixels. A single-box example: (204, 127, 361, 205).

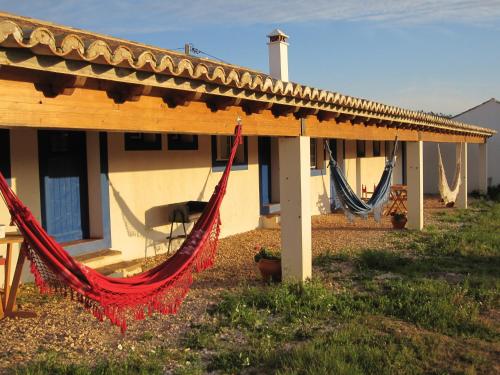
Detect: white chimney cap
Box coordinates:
(267, 29, 289, 39)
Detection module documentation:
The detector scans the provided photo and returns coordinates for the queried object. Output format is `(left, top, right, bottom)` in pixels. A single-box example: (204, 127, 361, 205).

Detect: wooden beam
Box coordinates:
(305, 117, 484, 143)
(419, 132, 482, 144)
(306, 117, 418, 141)
(0, 77, 300, 136)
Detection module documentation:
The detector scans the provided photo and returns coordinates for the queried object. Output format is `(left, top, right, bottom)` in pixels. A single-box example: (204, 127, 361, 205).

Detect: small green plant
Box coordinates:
(254, 246, 281, 262)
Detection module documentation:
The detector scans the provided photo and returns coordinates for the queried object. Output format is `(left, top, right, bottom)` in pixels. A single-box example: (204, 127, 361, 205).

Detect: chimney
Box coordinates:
(267, 29, 289, 82)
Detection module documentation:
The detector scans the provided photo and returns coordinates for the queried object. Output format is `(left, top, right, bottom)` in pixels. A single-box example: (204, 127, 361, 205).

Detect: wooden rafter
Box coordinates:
(271, 104, 300, 117)
(294, 107, 319, 119)
(205, 96, 241, 112)
(162, 90, 202, 108)
(317, 111, 340, 122)
(102, 82, 152, 103)
(34, 74, 87, 97)
(241, 100, 273, 115)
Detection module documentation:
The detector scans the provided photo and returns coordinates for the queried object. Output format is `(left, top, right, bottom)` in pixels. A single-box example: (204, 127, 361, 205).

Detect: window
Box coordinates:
(124, 133, 161, 151)
(356, 140, 366, 158)
(0, 129, 10, 182)
(373, 141, 381, 157)
(310, 138, 326, 176)
(212, 135, 248, 171)
(310, 139, 318, 169)
(167, 134, 198, 150)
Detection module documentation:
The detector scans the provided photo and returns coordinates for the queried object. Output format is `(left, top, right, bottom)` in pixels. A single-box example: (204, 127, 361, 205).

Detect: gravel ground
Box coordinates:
(0, 197, 449, 372)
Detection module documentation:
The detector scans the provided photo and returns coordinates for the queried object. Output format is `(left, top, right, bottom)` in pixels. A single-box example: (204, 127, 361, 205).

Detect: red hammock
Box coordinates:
(0, 124, 242, 332)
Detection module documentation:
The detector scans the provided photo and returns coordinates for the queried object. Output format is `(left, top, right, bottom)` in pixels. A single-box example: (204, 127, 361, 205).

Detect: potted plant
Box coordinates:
(391, 212, 407, 229)
(254, 247, 282, 283)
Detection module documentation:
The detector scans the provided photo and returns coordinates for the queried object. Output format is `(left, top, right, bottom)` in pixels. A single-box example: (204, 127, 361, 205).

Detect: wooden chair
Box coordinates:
(384, 185, 408, 215)
(361, 184, 377, 201)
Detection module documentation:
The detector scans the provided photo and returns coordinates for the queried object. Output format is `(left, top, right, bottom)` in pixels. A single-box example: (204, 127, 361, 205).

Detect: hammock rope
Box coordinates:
(0, 122, 243, 333)
(437, 144, 462, 205)
(326, 139, 398, 221)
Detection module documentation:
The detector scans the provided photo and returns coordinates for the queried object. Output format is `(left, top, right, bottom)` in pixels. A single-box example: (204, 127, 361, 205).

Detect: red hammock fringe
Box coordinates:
(0, 124, 242, 333)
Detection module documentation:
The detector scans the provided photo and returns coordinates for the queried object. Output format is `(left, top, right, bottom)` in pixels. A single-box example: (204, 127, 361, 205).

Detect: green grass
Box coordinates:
(198, 201, 500, 373)
(13, 201, 500, 374)
(14, 351, 167, 375)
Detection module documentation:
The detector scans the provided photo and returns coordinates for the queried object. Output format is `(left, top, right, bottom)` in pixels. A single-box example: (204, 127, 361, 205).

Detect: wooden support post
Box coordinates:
(478, 142, 488, 195)
(456, 142, 468, 209)
(407, 141, 424, 230)
(279, 136, 312, 281)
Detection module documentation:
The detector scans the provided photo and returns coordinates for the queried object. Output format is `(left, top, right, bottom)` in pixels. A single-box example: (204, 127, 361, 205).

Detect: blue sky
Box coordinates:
(1, 0, 499, 115)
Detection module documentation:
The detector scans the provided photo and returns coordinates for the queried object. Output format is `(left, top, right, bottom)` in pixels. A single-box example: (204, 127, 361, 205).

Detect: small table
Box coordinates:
(0, 234, 35, 319)
(384, 185, 408, 216)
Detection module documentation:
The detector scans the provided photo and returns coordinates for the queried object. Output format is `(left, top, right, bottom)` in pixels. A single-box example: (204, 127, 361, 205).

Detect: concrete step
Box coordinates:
(261, 214, 281, 229)
(95, 259, 144, 278)
(75, 249, 122, 269)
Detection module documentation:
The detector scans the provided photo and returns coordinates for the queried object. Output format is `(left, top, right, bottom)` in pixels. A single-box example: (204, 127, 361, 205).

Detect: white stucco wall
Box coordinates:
(107, 134, 261, 261)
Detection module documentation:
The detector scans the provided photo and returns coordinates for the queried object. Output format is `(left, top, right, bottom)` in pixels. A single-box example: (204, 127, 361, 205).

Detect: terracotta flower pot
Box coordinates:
(257, 259, 282, 283)
(391, 215, 407, 229)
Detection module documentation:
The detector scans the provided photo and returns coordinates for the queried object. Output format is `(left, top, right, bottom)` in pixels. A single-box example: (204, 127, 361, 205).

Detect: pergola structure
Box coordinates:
(0, 13, 495, 281)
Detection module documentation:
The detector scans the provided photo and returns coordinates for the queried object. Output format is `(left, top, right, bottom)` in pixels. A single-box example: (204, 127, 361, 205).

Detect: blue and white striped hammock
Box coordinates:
(325, 140, 398, 222)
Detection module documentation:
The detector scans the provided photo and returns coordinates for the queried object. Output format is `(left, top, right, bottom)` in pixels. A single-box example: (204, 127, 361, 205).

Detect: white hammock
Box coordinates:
(437, 144, 461, 205)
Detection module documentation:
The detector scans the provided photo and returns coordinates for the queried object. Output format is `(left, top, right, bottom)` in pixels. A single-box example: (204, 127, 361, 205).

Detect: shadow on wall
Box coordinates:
(110, 182, 165, 258)
(109, 168, 213, 258)
(316, 174, 331, 215)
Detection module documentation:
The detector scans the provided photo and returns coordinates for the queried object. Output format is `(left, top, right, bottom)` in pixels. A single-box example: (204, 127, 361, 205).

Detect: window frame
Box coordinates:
(124, 133, 162, 151)
(211, 135, 248, 172)
(167, 134, 199, 151)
